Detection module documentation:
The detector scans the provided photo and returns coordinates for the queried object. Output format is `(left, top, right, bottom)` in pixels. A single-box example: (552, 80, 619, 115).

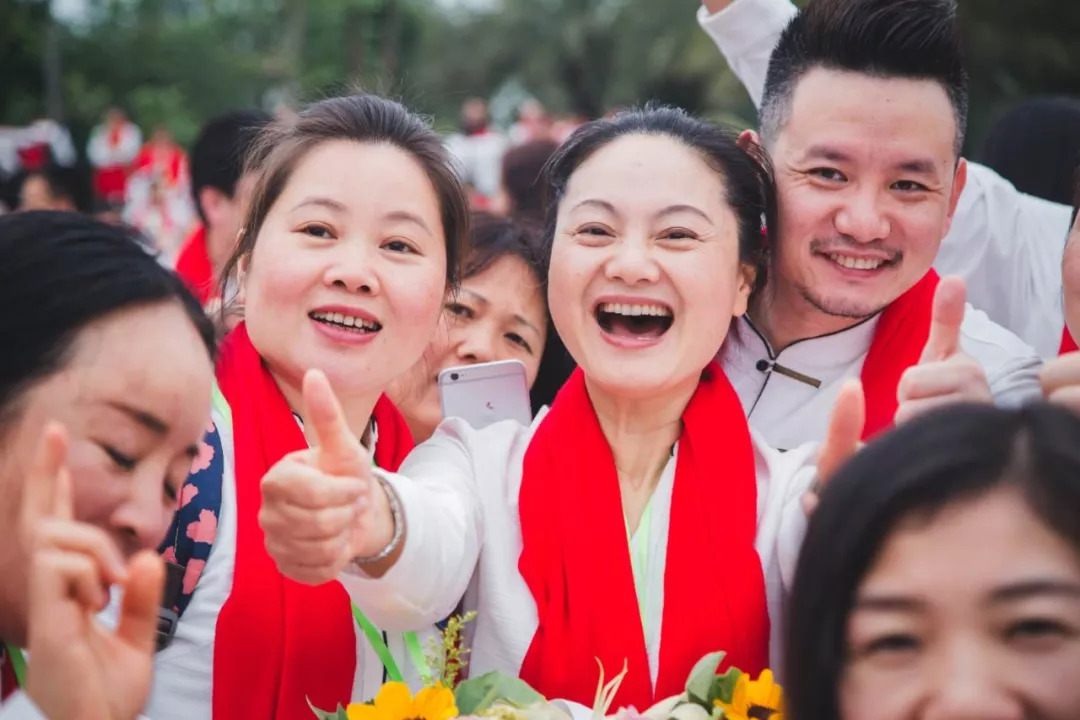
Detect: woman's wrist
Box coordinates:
(352, 475, 404, 565)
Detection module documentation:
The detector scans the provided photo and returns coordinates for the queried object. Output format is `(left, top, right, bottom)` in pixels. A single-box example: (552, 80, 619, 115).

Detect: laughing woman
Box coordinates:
(261, 107, 854, 708)
(135, 95, 470, 720)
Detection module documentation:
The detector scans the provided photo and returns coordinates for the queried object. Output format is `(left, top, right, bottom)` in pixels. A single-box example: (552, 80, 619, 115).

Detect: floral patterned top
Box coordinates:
(158, 418, 223, 616)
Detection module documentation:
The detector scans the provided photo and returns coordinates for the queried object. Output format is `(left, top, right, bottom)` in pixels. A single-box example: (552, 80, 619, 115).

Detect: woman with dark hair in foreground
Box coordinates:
(786, 402, 1080, 720)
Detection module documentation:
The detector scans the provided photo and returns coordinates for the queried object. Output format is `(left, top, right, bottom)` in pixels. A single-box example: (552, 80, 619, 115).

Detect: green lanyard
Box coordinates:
(355, 451, 430, 682)
(2, 642, 26, 689)
(351, 605, 430, 683)
(625, 498, 654, 639)
(212, 384, 431, 684)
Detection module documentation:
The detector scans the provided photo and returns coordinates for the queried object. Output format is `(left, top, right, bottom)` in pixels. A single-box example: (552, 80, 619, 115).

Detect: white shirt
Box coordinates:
(340, 411, 819, 680)
(101, 405, 434, 720)
(722, 308, 1043, 450)
(697, 0, 1072, 358)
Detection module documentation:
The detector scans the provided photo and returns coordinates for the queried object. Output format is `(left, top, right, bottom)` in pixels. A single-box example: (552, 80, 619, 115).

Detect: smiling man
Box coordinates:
(715, 0, 1042, 450)
(698, 0, 1071, 359)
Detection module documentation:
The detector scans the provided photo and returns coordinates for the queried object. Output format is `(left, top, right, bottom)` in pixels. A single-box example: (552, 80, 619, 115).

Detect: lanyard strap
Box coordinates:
(350, 605, 430, 682)
(2, 643, 26, 689)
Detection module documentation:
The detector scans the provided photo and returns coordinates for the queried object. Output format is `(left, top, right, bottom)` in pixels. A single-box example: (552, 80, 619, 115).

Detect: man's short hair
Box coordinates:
(760, 0, 969, 157)
(190, 109, 272, 222)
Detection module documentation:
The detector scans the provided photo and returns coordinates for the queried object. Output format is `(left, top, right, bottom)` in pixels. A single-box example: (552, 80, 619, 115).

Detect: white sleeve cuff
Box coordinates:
(0, 692, 46, 720)
(338, 466, 480, 632)
(697, 0, 797, 62)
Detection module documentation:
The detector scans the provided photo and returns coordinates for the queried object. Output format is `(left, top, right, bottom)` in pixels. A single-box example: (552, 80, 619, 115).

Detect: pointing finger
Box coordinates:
(23, 423, 72, 524)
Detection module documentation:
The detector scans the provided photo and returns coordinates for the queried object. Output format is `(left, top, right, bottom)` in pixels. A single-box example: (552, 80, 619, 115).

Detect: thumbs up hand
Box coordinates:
(1040, 351, 1080, 416)
(804, 380, 865, 516)
(260, 369, 397, 586)
(25, 423, 164, 720)
(895, 276, 991, 425)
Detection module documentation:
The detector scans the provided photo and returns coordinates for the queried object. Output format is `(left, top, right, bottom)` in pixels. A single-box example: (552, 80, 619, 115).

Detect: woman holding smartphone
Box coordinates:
(260, 107, 863, 709)
(388, 213, 573, 443)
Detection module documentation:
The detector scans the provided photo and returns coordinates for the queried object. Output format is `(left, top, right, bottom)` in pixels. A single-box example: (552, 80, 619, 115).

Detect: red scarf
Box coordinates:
(213, 324, 414, 719)
(518, 364, 768, 709)
(174, 225, 215, 306)
(1061, 328, 1077, 354)
(860, 271, 940, 439)
(0, 650, 15, 702)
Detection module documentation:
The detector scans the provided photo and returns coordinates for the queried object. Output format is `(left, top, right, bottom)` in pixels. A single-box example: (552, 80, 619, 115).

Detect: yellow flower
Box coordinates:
(347, 682, 459, 720)
(713, 670, 783, 720)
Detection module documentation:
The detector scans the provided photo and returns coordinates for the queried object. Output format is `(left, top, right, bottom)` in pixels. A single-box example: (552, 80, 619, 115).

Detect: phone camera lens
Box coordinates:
(450, 372, 460, 381)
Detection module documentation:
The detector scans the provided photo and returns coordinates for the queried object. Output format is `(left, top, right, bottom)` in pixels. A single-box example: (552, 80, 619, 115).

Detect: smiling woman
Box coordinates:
(132, 94, 472, 720)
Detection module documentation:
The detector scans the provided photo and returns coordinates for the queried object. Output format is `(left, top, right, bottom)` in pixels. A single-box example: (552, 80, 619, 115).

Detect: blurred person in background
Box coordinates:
(173, 109, 273, 309)
(509, 99, 554, 146)
(980, 96, 1080, 208)
(492, 139, 559, 226)
(445, 97, 509, 208)
(124, 127, 196, 260)
(18, 165, 79, 213)
(12, 117, 76, 174)
(87, 107, 143, 209)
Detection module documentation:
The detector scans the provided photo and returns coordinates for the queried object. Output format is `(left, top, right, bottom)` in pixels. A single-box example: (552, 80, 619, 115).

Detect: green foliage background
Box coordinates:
(2, 0, 1079, 154)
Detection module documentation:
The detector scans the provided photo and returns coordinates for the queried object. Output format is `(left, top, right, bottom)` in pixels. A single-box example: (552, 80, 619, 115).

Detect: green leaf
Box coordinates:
(708, 668, 743, 706)
(306, 697, 350, 720)
(685, 652, 726, 705)
(454, 671, 545, 715)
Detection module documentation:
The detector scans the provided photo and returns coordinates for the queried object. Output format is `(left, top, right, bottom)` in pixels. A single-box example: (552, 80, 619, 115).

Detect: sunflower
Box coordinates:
(713, 670, 783, 720)
(347, 682, 459, 720)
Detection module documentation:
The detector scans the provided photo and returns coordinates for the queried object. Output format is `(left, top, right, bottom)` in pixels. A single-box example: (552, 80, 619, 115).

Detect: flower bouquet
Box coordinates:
(311, 617, 781, 720)
(625, 652, 783, 720)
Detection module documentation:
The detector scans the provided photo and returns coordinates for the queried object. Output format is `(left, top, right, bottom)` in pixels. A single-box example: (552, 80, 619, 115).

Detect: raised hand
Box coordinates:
(895, 276, 991, 425)
(260, 369, 397, 586)
(24, 423, 164, 720)
(804, 379, 865, 516)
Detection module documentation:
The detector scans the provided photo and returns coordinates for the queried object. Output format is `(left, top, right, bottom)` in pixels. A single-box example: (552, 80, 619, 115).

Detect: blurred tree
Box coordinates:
(0, 0, 1077, 161)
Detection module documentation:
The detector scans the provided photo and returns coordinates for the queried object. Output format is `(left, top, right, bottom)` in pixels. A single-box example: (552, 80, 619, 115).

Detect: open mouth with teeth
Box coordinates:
(309, 310, 382, 333)
(594, 301, 674, 340)
(821, 252, 898, 272)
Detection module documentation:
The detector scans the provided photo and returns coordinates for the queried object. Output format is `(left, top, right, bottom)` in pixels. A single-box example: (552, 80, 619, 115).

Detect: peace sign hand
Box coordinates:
(895, 276, 991, 425)
(260, 369, 398, 586)
(804, 380, 865, 516)
(24, 423, 164, 720)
